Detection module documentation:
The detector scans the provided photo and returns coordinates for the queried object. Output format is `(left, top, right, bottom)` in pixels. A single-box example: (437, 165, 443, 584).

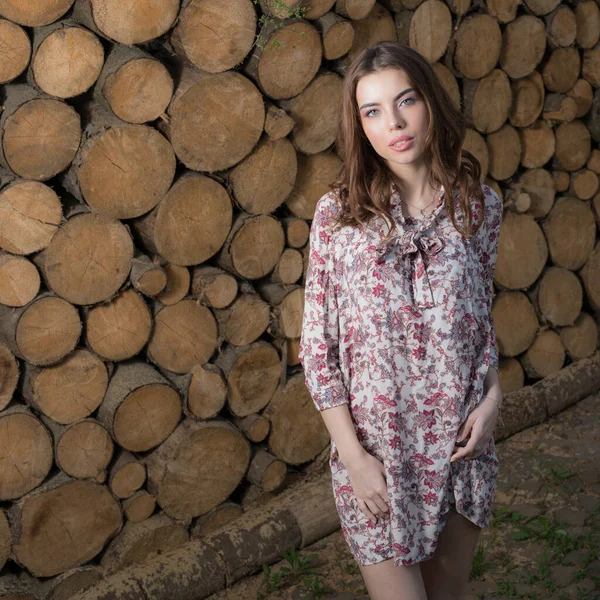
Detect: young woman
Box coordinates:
(298, 41, 504, 600)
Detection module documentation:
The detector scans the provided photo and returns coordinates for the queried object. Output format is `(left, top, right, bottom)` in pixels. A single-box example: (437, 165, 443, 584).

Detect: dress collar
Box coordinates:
(390, 180, 446, 231)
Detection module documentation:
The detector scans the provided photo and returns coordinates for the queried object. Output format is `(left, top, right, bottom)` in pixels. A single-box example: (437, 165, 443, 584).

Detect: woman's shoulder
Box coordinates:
(313, 189, 344, 226)
(480, 183, 503, 218)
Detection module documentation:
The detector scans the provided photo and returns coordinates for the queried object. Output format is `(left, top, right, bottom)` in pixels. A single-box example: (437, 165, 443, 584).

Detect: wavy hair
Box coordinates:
(330, 41, 485, 240)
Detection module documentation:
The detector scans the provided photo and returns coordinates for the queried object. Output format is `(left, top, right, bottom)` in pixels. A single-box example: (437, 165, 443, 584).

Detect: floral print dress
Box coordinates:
(298, 183, 503, 567)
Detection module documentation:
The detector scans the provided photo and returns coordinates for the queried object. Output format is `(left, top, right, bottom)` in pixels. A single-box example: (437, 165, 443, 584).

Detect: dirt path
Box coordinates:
(205, 392, 600, 600)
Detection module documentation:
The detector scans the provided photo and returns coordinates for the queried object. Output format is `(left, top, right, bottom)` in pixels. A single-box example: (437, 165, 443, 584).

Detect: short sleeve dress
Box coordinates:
(298, 182, 503, 567)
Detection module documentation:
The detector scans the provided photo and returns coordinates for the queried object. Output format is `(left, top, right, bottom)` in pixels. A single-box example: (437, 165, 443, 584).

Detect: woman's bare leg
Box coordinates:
(419, 504, 482, 600)
(358, 558, 429, 600)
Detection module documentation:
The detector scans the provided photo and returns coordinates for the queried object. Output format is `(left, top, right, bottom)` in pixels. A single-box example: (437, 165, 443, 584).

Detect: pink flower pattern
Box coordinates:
(298, 183, 503, 566)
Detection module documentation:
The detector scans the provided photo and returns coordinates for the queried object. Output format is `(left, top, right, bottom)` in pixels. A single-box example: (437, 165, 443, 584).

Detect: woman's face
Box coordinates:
(355, 68, 430, 168)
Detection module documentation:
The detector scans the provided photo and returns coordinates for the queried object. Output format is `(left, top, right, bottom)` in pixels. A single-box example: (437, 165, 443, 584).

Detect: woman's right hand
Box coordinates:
(345, 450, 390, 524)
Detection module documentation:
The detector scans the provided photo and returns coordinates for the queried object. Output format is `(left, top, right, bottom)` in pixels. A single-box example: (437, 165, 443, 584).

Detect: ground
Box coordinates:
(205, 392, 600, 600)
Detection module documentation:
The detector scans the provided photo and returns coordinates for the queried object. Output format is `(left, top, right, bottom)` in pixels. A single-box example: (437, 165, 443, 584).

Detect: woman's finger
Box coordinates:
(357, 498, 376, 522)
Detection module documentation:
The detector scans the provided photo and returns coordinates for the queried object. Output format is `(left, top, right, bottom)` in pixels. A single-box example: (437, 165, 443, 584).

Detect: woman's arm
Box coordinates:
(298, 192, 366, 460)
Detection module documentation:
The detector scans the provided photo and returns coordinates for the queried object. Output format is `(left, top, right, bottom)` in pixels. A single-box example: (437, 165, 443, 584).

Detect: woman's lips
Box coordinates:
(389, 138, 415, 152)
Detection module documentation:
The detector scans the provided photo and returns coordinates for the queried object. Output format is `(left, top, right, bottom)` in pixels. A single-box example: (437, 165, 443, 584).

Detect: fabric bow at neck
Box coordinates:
(374, 227, 444, 308)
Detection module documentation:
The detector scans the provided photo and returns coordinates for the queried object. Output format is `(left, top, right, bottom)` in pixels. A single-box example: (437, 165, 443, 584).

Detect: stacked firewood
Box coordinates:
(0, 0, 598, 596)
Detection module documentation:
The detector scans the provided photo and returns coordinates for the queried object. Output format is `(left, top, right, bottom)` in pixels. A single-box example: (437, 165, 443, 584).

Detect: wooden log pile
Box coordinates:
(0, 0, 598, 594)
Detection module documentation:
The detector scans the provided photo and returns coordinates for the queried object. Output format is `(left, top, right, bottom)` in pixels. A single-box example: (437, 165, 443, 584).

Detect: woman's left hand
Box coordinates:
(450, 396, 500, 462)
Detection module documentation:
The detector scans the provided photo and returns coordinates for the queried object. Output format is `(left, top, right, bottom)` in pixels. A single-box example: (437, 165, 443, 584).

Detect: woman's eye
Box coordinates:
(365, 109, 379, 117)
(400, 97, 416, 106)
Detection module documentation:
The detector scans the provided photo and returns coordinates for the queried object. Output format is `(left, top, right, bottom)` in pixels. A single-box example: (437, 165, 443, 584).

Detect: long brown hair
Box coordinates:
(330, 41, 484, 240)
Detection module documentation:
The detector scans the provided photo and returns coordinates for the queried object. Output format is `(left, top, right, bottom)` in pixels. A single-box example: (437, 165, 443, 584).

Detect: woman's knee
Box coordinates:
(359, 558, 428, 600)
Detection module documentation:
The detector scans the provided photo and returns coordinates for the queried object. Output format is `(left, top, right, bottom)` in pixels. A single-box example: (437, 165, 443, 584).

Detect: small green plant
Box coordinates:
(258, 546, 325, 598)
(252, 0, 309, 50)
(469, 540, 487, 580)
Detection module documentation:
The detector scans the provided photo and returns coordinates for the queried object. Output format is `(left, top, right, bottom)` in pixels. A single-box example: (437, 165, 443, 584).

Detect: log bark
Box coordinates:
(558, 312, 598, 361)
(213, 341, 282, 417)
(229, 137, 297, 214)
(486, 124, 521, 181)
(567, 79, 593, 119)
(411, 0, 453, 64)
(244, 19, 322, 99)
(190, 501, 244, 538)
(582, 44, 600, 89)
(123, 491, 156, 523)
(568, 169, 599, 200)
(97, 361, 182, 452)
(216, 213, 285, 280)
(0, 406, 53, 500)
(524, 0, 560, 17)
(314, 12, 355, 60)
(0, 511, 10, 572)
(190, 266, 238, 309)
(71, 0, 179, 44)
(285, 151, 343, 220)
(335, 0, 376, 20)
(0, 293, 81, 366)
(0, 253, 39, 307)
(8, 473, 122, 577)
(85, 288, 152, 361)
(145, 418, 252, 521)
(516, 168, 555, 218)
(492, 291, 539, 356)
(155, 264, 190, 306)
(281, 72, 343, 155)
(580, 242, 600, 310)
(163, 66, 264, 171)
(170, 0, 256, 73)
(542, 47, 580, 94)
(305, 0, 336, 19)
(94, 44, 173, 124)
(42, 417, 114, 482)
(498, 357, 525, 394)
(256, 282, 305, 338)
(160, 363, 227, 419)
(35, 212, 134, 306)
(108, 449, 146, 499)
(130, 252, 167, 298)
(332, 3, 396, 74)
(520, 329, 565, 379)
(543, 93, 577, 122)
(575, 1, 600, 49)
(0, 19, 31, 84)
(0, 85, 81, 181)
(520, 121, 555, 169)
(99, 514, 188, 574)
(22, 348, 108, 425)
(509, 71, 544, 128)
(494, 212, 548, 289)
(147, 299, 218, 374)
(0, 0, 74, 26)
(263, 373, 331, 464)
(0, 343, 18, 411)
(532, 266, 583, 326)
(232, 414, 271, 443)
(542, 196, 596, 270)
(246, 448, 287, 492)
(499, 16, 546, 79)
(554, 120, 591, 171)
(462, 69, 511, 134)
(264, 104, 295, 140)
(41, 566, 104, 600)
(132, 172, 233, 267)
(282, 217, 310, 248)
(545, 6, 576, 48)
(61, 103, 176, 220)
(28, 20, 104, 99)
